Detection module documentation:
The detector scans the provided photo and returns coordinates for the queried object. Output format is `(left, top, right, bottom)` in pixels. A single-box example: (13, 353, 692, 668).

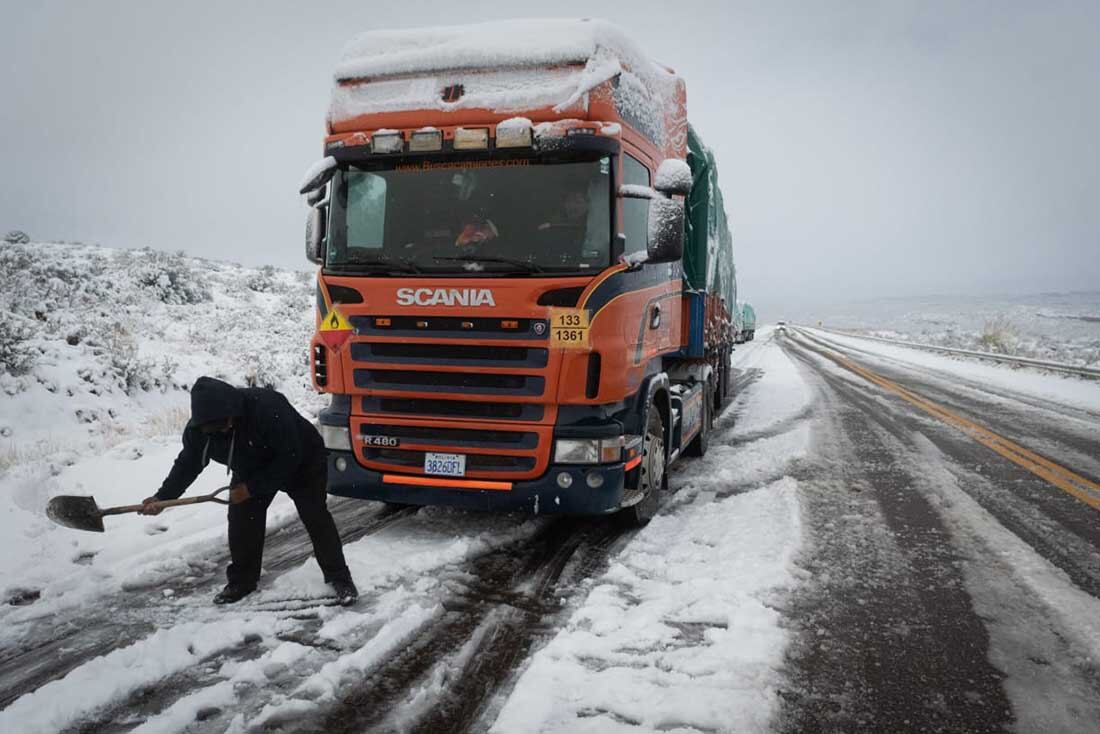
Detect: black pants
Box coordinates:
(226, 455, 351, 587)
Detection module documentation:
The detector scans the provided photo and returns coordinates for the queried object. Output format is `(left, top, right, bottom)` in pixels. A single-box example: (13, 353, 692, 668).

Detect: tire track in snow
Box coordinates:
(0, 500, 411, 710)
(291, 517, 633, 734)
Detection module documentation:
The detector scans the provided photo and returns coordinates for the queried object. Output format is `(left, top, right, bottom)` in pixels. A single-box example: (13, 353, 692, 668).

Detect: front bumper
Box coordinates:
(326, 450, 626, 515)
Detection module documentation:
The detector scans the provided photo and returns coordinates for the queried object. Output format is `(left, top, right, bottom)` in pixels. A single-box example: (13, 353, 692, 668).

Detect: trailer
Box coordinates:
(739, 303, 757, 342)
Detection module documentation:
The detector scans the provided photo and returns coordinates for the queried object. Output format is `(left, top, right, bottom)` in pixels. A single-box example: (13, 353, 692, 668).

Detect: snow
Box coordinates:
(297, 155, 336, 194)
(799, 292, 1100, 368)
(803, 326, 1100, 415)
(905, 435, 1100, 732)
(497, 116, 533, 131)
(655, 158, 692, 192)
(328, 19, 681, 148)
(618, 183, 654, 199)
(330, 67, 592, 122)
(0, 240, 320, 617)
(491, 478, 802, 734)
(334, 18, 668, 84)
(492, 333, 811, 733)
(0, 617, 277, 734)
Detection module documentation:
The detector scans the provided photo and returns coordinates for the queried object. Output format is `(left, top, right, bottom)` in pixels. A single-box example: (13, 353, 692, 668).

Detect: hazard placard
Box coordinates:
(549, 308, 590, 350)
(319, 307, 353, 349)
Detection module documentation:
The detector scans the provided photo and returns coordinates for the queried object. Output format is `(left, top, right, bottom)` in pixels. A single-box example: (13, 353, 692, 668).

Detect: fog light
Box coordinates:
(556, 472, 573, 488)
(320, 424, 351, 451)
(585, 472, 605, 489)
(335, 456, 348, 472)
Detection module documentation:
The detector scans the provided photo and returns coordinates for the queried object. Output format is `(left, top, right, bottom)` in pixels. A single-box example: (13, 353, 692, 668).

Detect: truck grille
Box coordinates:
(360, 423, 538, 449)
(351, 342, 548, 368)
(354, 369, 544, 396)
(349, 314, 554, 479)
(362, 397, 545, 422)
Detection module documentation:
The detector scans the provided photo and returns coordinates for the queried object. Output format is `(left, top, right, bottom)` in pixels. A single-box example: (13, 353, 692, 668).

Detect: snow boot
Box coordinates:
(213, 583, 256, 605)
(331, 578, 359, 606)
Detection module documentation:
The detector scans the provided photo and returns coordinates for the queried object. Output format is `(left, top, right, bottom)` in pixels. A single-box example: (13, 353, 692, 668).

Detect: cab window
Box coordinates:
(622, 154, 650, 255)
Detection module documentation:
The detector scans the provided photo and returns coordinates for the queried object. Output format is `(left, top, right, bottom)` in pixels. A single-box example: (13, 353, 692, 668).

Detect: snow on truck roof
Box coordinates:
(329, 18, 684, 147)
(335, 18, 667, 80)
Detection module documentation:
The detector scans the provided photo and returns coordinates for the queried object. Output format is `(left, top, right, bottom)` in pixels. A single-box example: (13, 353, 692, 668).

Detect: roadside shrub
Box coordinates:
(978, 315, 1019, 354)
(126, 249, 211, 305)
(3, 230, 30, 245)
(91, 322, 156, 394)
(0, 311, 37, 376)
(246, 265, 282, 293)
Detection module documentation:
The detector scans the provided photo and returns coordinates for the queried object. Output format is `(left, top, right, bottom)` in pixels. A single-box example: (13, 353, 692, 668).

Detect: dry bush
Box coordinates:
(978, 315, 1019, 354)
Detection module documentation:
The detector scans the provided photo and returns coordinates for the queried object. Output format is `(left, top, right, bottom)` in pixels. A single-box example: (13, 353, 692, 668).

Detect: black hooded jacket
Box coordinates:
(156, 377, 324, 500)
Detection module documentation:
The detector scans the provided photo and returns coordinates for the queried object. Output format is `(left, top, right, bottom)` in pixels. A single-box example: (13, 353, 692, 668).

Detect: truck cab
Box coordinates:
(301, 20, 736, 524)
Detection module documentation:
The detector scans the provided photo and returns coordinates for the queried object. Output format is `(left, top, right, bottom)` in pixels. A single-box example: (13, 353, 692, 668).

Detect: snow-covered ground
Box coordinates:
(0, 240, 320, 608)
(490, 333, 811, 733)
(802, 327, 1100, 415)
(792, 292, 1100, 368)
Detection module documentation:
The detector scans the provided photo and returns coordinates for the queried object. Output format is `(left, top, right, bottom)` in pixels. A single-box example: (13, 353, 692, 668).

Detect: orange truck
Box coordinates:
(300, 19, 738, 524)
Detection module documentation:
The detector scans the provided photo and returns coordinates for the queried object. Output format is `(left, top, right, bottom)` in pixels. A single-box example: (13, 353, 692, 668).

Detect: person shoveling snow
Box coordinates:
(140, 377, 359, 606)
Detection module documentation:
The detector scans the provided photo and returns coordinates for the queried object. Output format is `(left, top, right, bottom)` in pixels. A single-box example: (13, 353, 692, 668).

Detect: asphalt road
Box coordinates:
(778, 327, 1100, 733)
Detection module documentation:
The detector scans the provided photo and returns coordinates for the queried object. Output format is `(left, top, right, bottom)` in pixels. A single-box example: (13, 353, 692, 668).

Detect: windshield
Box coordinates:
(327, 155, 612, 275)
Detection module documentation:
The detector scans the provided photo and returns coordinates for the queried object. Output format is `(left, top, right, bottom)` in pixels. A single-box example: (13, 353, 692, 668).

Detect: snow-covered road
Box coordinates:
(3, 327, 1100, 732)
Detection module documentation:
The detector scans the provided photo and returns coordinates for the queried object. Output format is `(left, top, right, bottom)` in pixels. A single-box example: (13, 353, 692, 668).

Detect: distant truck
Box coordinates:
(300, 19, 738, 525)
(738, 303, 757, 342)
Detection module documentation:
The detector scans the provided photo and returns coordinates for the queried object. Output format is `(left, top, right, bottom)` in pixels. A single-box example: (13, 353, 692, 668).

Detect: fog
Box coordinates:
(2, 0, 1098, 317)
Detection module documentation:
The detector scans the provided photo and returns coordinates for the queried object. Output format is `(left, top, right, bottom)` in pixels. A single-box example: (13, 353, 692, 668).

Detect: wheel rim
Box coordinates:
(644, 431, 665, 490)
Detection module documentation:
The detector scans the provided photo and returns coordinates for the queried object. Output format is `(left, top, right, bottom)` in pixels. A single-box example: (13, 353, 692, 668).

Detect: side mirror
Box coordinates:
(646, 196, 684, 263)
(299, 156, 337, 196)
(305, 198, 326, 265)
(654, 159, 692, 197)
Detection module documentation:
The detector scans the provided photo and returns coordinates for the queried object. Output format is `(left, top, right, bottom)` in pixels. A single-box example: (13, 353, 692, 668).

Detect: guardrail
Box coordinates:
(794, 326, 1100, 380)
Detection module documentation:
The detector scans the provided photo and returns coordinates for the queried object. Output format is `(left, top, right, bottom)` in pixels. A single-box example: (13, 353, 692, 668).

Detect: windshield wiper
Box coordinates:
(327, 258, 423, 275)
(433, 255, 544, 274)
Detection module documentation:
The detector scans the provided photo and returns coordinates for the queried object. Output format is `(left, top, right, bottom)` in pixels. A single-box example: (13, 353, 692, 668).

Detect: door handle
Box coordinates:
(650, 304, 661, 329)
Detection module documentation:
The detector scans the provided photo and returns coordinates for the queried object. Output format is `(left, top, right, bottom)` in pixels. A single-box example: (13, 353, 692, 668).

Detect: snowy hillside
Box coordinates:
(1, 240, 320, 456)
(797, 292, 1100, 368)
(0, 240, 319, 603)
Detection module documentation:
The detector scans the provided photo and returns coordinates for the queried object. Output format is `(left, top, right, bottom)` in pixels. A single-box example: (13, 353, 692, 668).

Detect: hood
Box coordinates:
(188, 377, 245, 428)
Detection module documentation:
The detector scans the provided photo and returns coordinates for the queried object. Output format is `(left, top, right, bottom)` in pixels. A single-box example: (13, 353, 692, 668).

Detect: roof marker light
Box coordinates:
(372, 131, 404, 154)
(409, 129, 443, 152)
(496, 124, 532, 148)
(454, 128, 489, 150)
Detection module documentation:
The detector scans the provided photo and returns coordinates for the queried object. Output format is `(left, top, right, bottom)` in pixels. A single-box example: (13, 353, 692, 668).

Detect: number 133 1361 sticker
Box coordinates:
(549, 308, 591, 349)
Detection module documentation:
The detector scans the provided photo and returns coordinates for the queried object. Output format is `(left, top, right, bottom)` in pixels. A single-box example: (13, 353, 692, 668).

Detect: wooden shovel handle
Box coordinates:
(101, 486, 231, 517)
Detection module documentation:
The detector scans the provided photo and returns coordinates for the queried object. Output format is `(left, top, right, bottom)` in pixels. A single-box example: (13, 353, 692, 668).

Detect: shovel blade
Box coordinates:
(46, 495, 106, 533)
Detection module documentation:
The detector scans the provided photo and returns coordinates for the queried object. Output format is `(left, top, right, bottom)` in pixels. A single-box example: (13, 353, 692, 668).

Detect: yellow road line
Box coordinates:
(794, 331, 1100, 511)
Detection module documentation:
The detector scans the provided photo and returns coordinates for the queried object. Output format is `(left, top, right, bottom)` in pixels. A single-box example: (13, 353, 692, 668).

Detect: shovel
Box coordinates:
(46, 487, 231, 533)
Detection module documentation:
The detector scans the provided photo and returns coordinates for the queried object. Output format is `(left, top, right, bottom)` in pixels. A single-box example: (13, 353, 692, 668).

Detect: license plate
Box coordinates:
(424, 452, 466, 477)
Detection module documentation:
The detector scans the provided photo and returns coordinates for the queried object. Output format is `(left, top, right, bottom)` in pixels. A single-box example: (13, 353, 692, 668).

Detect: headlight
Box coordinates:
(554, 436, 623, 464)
(320, 424, 351, 451)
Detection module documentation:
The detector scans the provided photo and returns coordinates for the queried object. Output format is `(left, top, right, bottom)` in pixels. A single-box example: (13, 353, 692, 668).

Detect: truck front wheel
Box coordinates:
(620, 404, 666, 526)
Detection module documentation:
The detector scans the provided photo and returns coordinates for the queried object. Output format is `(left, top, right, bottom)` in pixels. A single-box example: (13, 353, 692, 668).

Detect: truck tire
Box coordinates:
(620, 404, 666, 526)
(684, 379, 714, 457)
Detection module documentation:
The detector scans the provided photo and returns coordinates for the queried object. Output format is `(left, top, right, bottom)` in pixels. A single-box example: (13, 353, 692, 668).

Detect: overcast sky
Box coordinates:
(2, 0, 1098, 316)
